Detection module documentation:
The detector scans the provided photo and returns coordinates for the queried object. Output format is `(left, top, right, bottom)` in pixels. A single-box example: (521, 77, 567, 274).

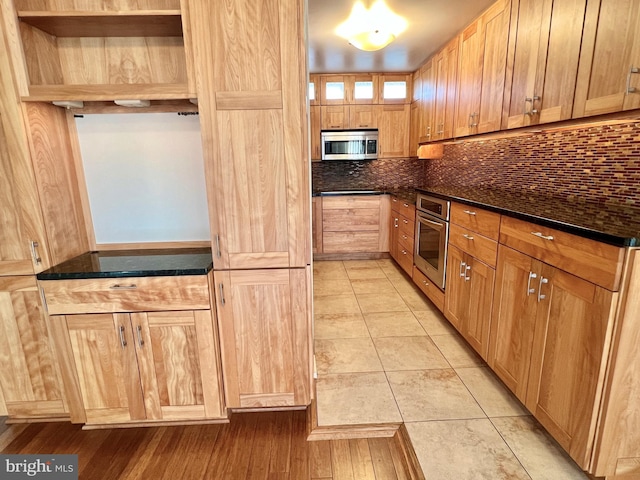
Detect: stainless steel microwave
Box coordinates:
(321, 130, 378, 161)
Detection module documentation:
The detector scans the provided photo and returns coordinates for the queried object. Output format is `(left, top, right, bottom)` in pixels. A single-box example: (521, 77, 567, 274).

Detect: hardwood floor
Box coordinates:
(0, 411, 412, 479)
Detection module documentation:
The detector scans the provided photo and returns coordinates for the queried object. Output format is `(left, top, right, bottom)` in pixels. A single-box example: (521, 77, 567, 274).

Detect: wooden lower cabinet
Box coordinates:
(412, 266, 445, 312)
(489, 245, 615, 469)
(214, 268, 311, 409)
(444, 245, 494, 360)
(0, 276, 67, 418)
(59, 310, 224, 425)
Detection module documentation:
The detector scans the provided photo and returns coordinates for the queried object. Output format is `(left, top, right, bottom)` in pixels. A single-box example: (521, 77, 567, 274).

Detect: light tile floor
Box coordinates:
(313, 259, 588, 480)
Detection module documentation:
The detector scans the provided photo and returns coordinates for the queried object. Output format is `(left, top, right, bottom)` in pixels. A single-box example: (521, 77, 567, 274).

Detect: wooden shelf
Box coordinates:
(23, 83, 193, 102)
(18, 10, 183, 37)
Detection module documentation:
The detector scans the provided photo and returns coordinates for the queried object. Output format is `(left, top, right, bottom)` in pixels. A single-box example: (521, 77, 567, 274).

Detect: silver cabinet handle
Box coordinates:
(394, 217, 399, 228)
(538, 276, 549, 302)
(403, 219, 409, 224)
(531, 231, 554, 241)
(219, 283, 226, 306)
(119, 325, 127, 348)
(403, 203, 409, 207)
(527, 272, 538, 296)
(110, 284, 137, 290)
(401, 250, 408, 255)
(462, 234, 474, 240)
(459, 261, 467, 278)
(464, 264, 471, 281)
(30, 240, 42, 264)
(402, 234, 408, 240)
(136, 325, 144, 347)
(463, 210, 476, 216)
(524, 95, 541, 115)
(627, 66, 639, 94)
(215, 234, 222, 258)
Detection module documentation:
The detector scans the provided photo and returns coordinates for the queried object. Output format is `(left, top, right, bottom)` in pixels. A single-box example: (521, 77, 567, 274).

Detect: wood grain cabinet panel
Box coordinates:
(310, 105, 321, 160)
(418, 59, 436, 143)
(62, 309, 224, 425)
(432, 37, 459, 140)
(450, 202, 501, 240)
(412, 266, 444, 312)
(0, 276, 67, 418)
(448, 223, 498, 268)
(573, 0, 640, 117)
(375, 104, 410, 158)
(321, 105, 349, 130)
(453, 0, 514, 138)
(389, 196, 416, 275)
(214, 268, 310, 409)
(502, 0, 586, 128)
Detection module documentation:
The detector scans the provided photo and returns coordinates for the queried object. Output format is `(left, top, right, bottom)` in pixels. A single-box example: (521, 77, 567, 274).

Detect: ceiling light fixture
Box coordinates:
(336, 0, 407, 52)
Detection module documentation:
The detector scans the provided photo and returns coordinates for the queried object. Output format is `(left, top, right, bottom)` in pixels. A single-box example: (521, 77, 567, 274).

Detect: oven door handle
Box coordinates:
(418, 216, 445, 229)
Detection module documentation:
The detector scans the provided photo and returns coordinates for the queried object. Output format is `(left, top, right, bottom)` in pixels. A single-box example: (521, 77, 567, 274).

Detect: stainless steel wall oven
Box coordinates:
(414, 193, 450, 289)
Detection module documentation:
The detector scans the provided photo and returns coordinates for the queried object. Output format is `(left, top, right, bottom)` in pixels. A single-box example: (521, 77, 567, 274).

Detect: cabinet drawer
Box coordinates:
(322, 195, 381, 210)
(450, 202, 501, 240)
(412, 266, 444, 312)
(398, 227, 414, 253)
(396, 248, 413, 276)
(323, 232, 380, 253)
(391, 196, 416, 218)
(40, 276, 211, 315)
(323, 208, 380, 231)
(449, 223, 498, 268)
(398, 215, 415, 239)
(499, 216, 625, 291)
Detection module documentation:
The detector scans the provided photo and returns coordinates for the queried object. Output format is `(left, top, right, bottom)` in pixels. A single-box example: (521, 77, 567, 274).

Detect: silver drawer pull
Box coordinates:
(136, 325, 144, 347)
(119, 325, 127, 348)
(403, 219, 409, 224)
(531, 232, 554, 241)
(403, 203, 409, 207)
(463, 210, 476, 216)
(219, 283, 226, 306)
(538, 277, 549, 302)
(30, 240, 42, 264)
(527, 272, 537, 296)
(110, 284, 137, 290)
(462, 234, 474, 240)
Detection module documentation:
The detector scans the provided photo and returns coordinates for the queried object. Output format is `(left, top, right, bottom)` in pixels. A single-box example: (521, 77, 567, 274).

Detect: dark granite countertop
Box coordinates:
(37, 248, 213, 280)
(312, 188, 418, 204)
(417, 186, 640, 247)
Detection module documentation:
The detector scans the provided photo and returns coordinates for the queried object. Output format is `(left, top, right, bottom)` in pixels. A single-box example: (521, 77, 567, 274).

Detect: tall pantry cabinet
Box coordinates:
(188, 0, 312, 409)
(0, 1, 90, 419)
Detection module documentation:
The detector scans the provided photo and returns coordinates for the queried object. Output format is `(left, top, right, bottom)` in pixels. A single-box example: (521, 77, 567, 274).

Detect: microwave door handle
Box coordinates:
(420, 217, 444, 229)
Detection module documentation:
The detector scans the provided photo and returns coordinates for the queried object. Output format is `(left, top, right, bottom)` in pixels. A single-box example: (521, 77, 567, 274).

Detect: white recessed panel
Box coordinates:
(76, 113, 210, 244)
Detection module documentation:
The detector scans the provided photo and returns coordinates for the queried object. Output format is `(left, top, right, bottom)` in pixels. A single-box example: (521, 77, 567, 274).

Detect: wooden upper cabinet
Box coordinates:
(349, 104, 377, 129)
(419, 59, 436, 143)
(375, 104, 410, 158)
(214, 268, 310, 408)
(351, 74, 379, 104)
(378, 74, 411, 104)
(0, 276, 67, 419)
(321, 75, 349, 105)
(321, 105, 349, 130)
(432, 37, 459, 140)
(189, 0, 310, 269)
(412, 69, 422, 103)
(5, 0, 194, 101)
(574, 0, 640, 117)
(455, 0, 511, 137)
(502, 0, 587, 129)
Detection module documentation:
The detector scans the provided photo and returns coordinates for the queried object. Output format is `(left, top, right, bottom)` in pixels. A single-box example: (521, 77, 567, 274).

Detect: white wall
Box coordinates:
(75, 112, 210, 244)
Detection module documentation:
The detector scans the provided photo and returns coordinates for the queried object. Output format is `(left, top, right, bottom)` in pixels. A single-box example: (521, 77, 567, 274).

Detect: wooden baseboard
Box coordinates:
(393, 424, 426, 480)
(82, 417, 230, 430)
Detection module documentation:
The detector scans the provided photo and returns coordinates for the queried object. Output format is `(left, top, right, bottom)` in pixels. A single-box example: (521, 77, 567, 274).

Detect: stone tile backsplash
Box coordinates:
(312, 121, 640, 207)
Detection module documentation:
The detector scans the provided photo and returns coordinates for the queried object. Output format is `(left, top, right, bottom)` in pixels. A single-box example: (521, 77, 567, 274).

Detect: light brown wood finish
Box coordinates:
(448, 223, 498, 268)
(454, 19, 483, 137)
(450, 202, 502, 240)
(525, 266, 615, 469)
(573, 0, 640, 117)
(488, 245, 538, 400)
(409, 102, 420, 156)
(40, 275, 210, 315)
(0, 276, 66, 419)
(320, 75, 349, 105)
(375, 104, 410, 158)
(593, 248, 640, 477)
(502, 0, 586, 128)
(312, 197, 323, 254)
(310, 104, 321, 160)
(499, 215, 625, 291)
(350, 104, 377, 129)
(214, 269, 310, 408)
(378, 73, 412, 104)
(444, 245, 495, 359)
(418, 59, 435, 142)
(432, 37, 459, 140)
(321, 105, 349, 130)
(0, 410, 415, 480)
(309, 74, 320, 106)
(412, 266, 445, 312)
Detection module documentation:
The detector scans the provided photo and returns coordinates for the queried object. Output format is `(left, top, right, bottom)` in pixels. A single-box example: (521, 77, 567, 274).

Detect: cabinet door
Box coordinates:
(375, 104, 410, 158)
(488, 246, 538, 401)
(378, 74, 411, 104)
(464, 255, 495, 360)
(0, 112, 48, 275)
(321, 105, 349, 130)
(503, 0, 586, 128)
(351, 74, 379, 104)
(409, 102, 420, 156)
(454, 20, 483, 137)
(432, 37, 458, 140)
(310, 105, 321, 160)
(349, 105, 376, 129)
(419, 60, 435, 143)
(0, 276, 66, 418)
(214, 269, 310, 408)
(477, 0, 511, 133)
(320, 75, 348, 105)
(133, 310, 224, 421)
(444, 245, 469, 331)
(574, 0, 640, 117)
(66, 313, 146, 424)
(525, 266, 614, 469)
